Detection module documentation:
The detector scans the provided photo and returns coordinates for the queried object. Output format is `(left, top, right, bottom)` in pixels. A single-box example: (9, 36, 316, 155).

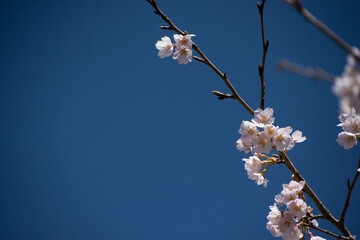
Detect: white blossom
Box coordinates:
(342, 113, 360, 134)
(236, 139, 252, 154)
(239, 121, 259, 143)
(173, 34, 195, 49)
(282, 226, 303, 240)
(252, 107, 275, 127)
(291, 130, 306, 143)
(310, 236, 326, 240)
(253, 132, 273, 154)
(263, 124, 278, 138)
(155, 36, 174, 58)
(243, 156, 262, 176)
(283, 180, 305, 193)
(267, 204, 282, 224)
(286, 199, 307, 219)
(278, 211, 296, 237)
(336, 131, 357, 149)
(266, 221, 282, 237)
(332, 47, 360, 114)
(173, 45, 193, 64)
(251, 172, 269, 188)
(275, 181, 304, 205)
(273, 127, 293, 151)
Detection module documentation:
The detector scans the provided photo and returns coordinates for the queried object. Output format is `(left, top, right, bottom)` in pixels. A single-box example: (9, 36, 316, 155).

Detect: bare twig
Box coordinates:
(339, 154, 360, 224)
(146, 0, 254, 115)
(193, 56, 205, 63)
(306, 223, 351, 240)
(284, 0, 360, 62)
(310, 214, 325, 220)
(277, 59, 335, 83)
(257, 0, 269, 110)
(212, 91, 234, 100)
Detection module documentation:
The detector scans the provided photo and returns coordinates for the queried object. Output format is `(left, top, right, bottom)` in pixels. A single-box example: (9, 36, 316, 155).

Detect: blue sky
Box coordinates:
(1, 0, 360, 239)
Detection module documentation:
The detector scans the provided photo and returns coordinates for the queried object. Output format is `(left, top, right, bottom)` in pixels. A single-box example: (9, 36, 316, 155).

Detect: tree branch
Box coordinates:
(339, 154, 360, 224)
(284, 0, 360, 62)
(257, 0, 269, 110)
(306, 223, 352, 240)
(146, 0, 254, 116)
(147, 1, 355, 239)
(277, 59, 335, 83)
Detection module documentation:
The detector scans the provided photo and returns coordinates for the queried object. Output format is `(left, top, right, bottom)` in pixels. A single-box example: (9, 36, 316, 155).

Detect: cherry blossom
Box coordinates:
(286, 199, 307, 219)
(273, 127, 293, 151)
(310, 237, 326, 240)
(332, 47, 360, 114)
(252, 107, 275, 127)
(236, 139, 252, 154)
(267, 204, 282, 224)
(336, 131, 357, 149)
(155, 36, 174, 58)
(173, 34, 195, 49)
(173, 45, 193, 64)
(239, 120, 259, 143)
(253, 132, 273, 154)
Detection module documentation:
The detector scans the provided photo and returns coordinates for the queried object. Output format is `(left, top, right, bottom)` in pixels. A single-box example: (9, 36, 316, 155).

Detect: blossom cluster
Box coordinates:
(266, 180, 324, 240)
(337, 107, 360, 149)
(332, 47, 360, 114)
(155, 34, 195, 64)
(237, 108, 305, 187)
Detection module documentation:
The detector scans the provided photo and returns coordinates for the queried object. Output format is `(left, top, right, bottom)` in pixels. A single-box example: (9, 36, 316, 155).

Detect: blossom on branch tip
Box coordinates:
(155, 36, 174, 58)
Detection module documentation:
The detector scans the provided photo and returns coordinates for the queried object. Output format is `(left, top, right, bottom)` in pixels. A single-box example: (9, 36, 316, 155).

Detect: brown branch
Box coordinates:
(310, 214, 325, 220)
(284, 0, 360, 62)
(277, 59, 335, 83)
(280, 151, 354, 239)
(146, 0, 254, 115)
(193, 56, 205, 63)
(147, 1, 355, 239)
(306, 223, 351, 240)
(339, 154, 360, 224)
(257, 0, 269, 110)
(212, 91, 234, 100)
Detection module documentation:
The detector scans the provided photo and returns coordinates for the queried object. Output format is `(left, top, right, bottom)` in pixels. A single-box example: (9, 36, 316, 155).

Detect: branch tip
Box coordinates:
(160, 26, 172, 30)
(212, 91, 234, 100)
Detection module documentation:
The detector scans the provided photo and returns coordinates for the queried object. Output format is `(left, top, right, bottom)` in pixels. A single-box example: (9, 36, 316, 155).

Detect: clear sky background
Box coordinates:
(1, 0, 360, 239)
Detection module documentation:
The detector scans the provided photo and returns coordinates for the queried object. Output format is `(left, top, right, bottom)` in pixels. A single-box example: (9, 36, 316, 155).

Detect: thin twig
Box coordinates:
(146, 0, 254, 116)
(310, 214, 325, 220)
(339, 154, 360, 224)
(146, 1, 355, 239)
(212, 91, 234, 100)
(257, 0, 269, 110)
(306, 223, 351, 240)
(277, 59, 335, 83)
(284, 0, 360, 62)
(193, 56, 205, 63)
